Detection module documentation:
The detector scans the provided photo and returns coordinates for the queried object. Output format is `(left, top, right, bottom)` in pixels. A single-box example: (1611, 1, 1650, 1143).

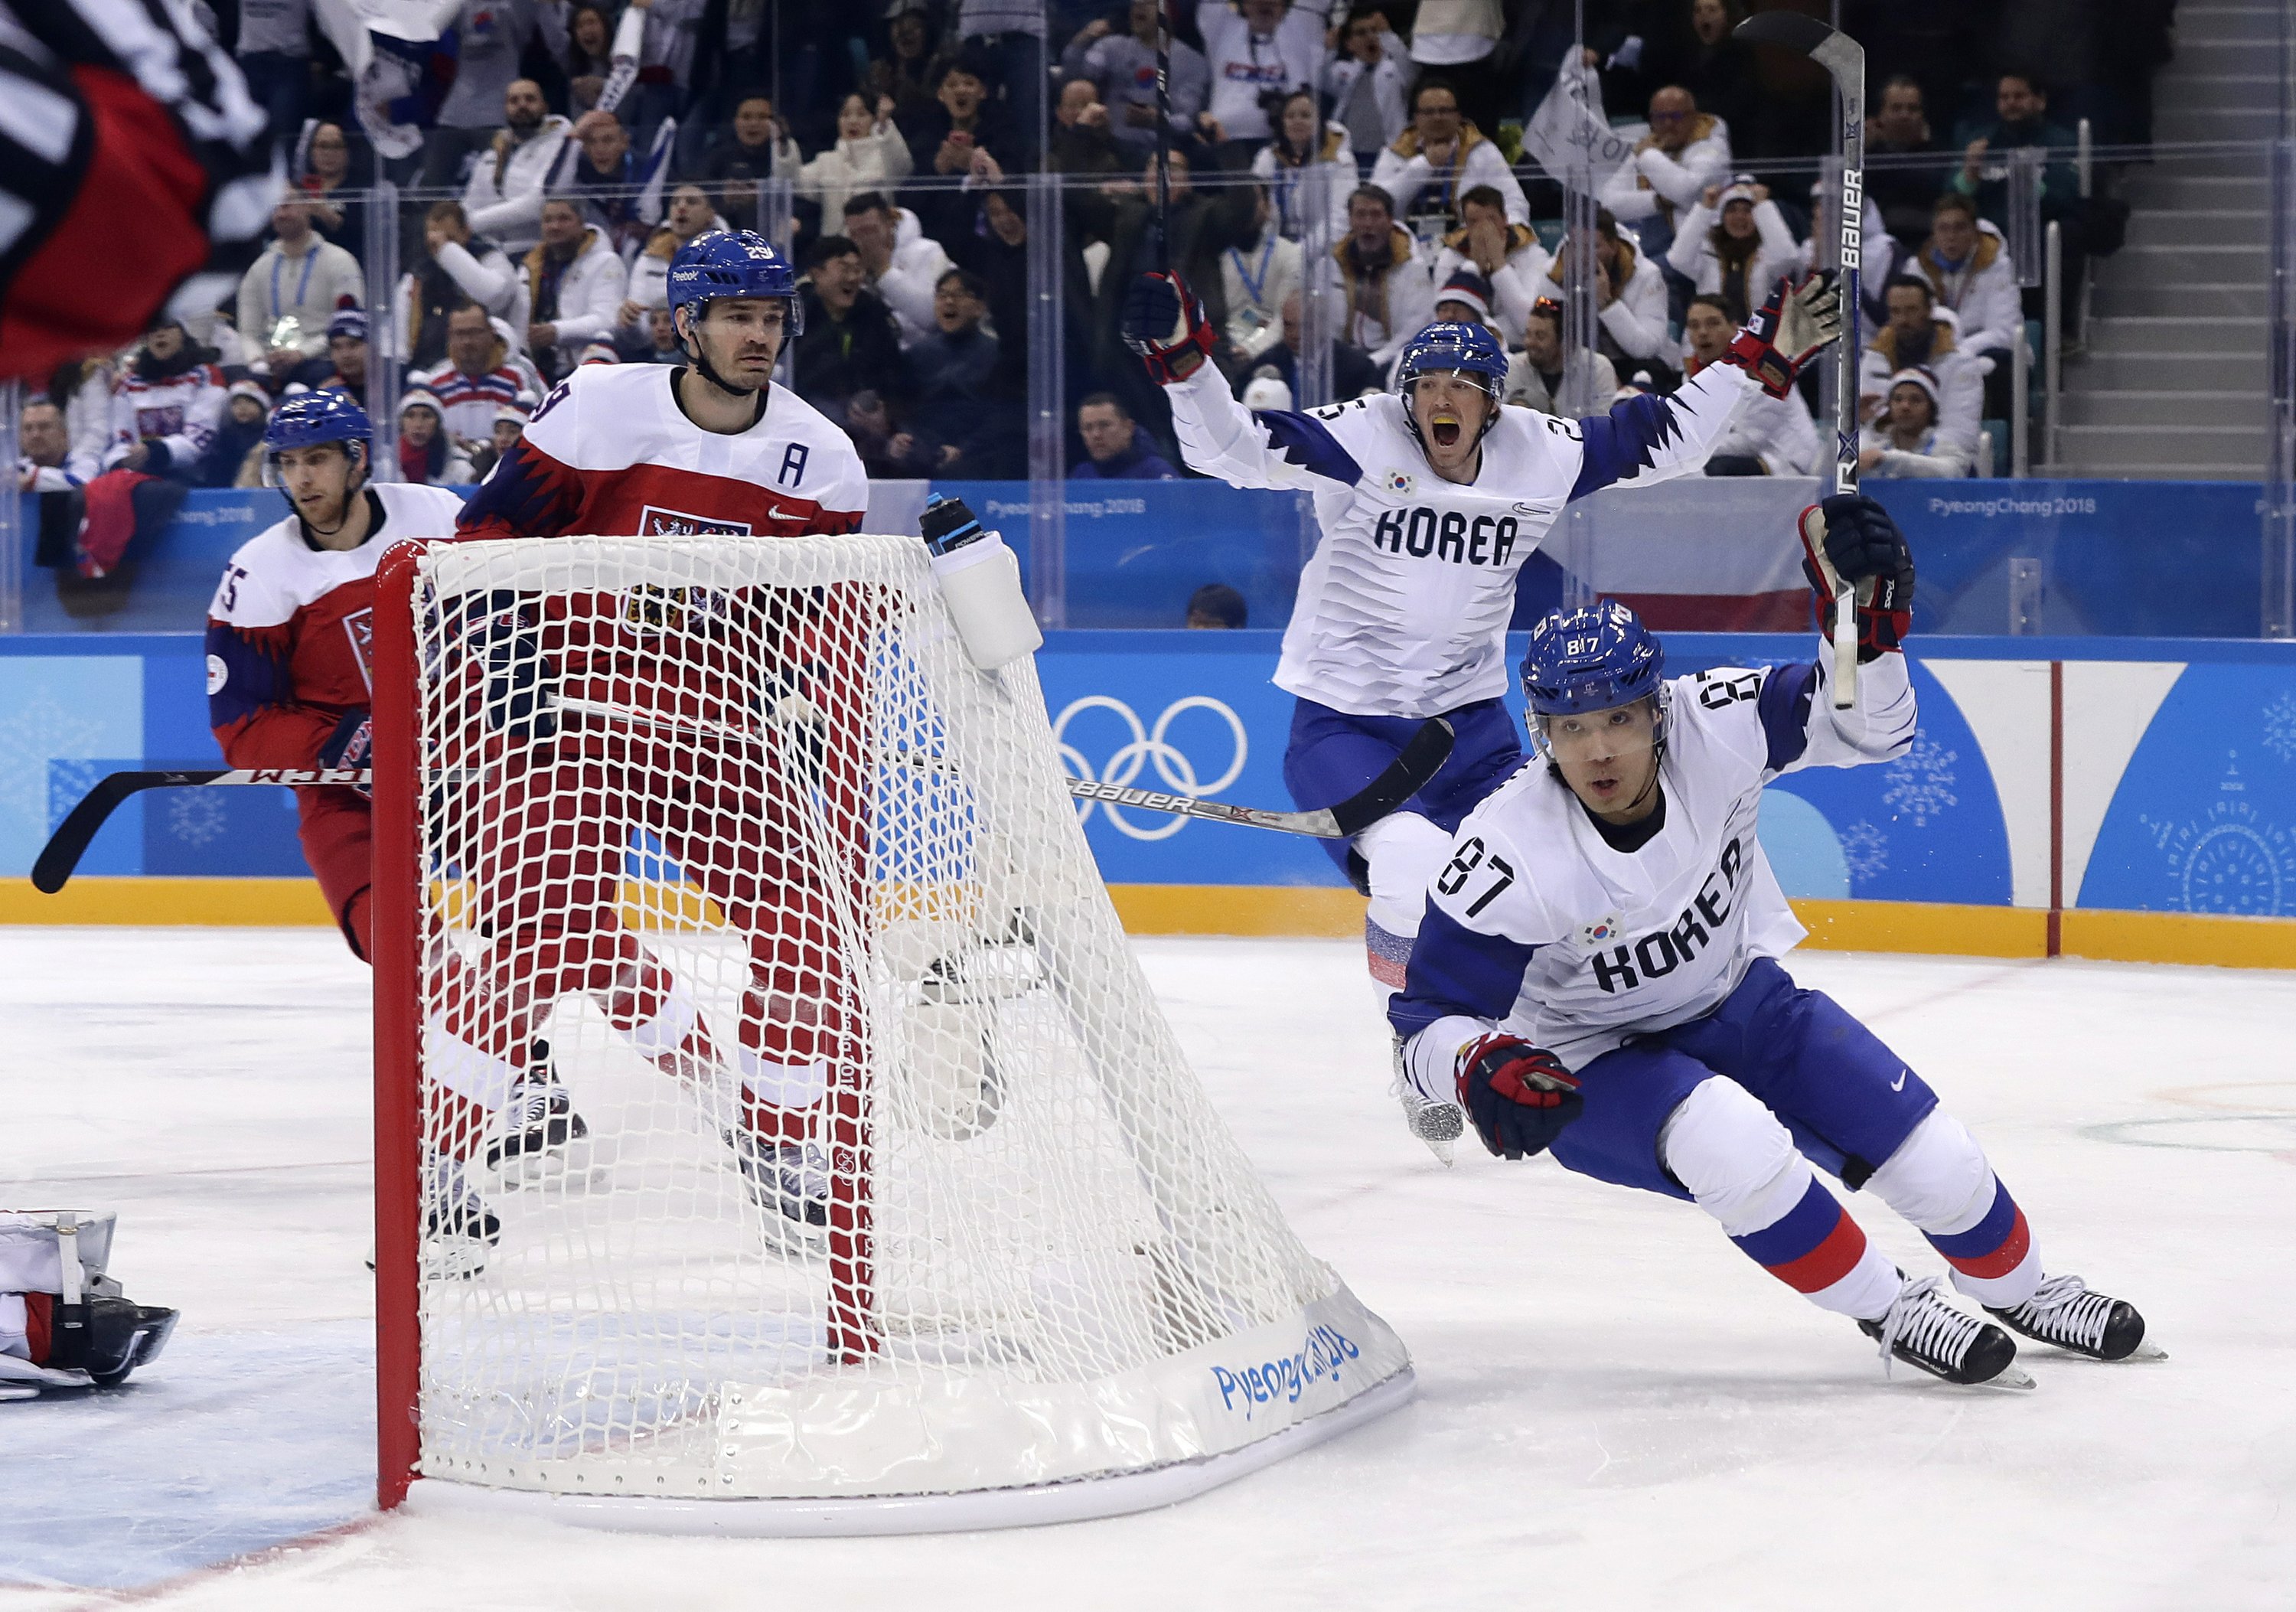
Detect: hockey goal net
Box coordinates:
(370, 531, 1411, 1530)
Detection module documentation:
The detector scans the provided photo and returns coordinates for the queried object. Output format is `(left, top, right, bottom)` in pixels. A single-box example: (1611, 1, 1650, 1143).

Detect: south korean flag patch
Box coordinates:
(1580, 912, 1624, 948)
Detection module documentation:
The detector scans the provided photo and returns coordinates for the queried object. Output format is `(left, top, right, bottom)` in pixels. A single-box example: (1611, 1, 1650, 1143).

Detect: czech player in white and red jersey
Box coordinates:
(453, 230, 872, 1245)
(206, 393, 543, 1271)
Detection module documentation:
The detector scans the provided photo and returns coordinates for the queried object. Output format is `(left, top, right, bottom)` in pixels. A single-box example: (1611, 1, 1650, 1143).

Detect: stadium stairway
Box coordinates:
(2054, 0, 2277, 480)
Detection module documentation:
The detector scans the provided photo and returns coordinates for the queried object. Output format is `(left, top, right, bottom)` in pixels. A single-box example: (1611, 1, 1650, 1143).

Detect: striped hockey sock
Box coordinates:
(1727, 1174, 1901, 1320)
(1922, 1178, 2038, 1308)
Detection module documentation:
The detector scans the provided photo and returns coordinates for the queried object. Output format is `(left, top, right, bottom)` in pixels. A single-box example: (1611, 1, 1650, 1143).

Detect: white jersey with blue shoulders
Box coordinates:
(1163, 357, 1759, 718)
(1389, 644, 1916, 1088)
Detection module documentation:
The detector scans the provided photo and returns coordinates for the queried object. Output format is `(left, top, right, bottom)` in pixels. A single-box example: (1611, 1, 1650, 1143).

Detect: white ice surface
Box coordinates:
(3, 929, 2293, 1610)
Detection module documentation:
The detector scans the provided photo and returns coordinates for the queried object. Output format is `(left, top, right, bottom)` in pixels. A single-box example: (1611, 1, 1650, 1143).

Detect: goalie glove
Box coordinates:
(1723, 272, 1843, 398)
(1121, 271, 1217, 384)
(1456, 1033, 1583, 1161)
(1799, 492, 1914, 660)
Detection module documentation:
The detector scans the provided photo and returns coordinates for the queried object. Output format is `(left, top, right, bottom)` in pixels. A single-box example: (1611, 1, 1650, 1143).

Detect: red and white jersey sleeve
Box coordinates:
(455, 364, 869, 542)
(205, 483, 468, 767)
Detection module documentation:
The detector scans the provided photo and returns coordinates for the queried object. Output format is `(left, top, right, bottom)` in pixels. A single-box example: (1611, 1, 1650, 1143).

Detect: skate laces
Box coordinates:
(1876, 1274, 1982, 1377)
(2008, 1273, 2114, 1352)
(507, 1079, 559, 1128)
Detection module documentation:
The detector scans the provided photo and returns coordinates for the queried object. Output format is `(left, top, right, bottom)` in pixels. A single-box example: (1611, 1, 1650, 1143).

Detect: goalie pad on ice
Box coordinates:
(0, 1211, 179, 1398)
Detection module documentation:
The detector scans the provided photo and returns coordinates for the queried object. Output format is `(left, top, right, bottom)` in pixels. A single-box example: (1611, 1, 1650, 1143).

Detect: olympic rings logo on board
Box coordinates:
(1052, 696, 1249, 841)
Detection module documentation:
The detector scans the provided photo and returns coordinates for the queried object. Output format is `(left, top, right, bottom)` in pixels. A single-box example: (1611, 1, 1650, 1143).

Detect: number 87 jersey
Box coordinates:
(1392, 648, 1915, 1091)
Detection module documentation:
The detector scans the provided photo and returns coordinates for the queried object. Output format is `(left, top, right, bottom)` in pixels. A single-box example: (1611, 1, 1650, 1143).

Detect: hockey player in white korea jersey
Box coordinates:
(1121, 266, 1841, 1150)
(1391, 495, 2157, 1385)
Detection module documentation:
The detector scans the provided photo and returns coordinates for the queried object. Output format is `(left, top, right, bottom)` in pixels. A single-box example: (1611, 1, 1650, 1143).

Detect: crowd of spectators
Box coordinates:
(15, 0, 2181, 593)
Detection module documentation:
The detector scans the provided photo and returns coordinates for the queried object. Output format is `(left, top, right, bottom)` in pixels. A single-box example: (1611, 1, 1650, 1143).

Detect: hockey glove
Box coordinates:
(1456, 1033, 1583, 1160)
(1121, 271, 1217, 384)
(1799, 493, 1914, 660)
(1723, 272, 1843, 399)
(319, 710, 374, 798)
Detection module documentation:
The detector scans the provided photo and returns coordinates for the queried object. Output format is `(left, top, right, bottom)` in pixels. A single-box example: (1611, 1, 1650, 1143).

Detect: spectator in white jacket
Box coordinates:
(1859, 277, 1983, 467)
(1220, 184, 1303, 361)
(103, 321, 224, 475)
(523, 197, 627, 378)
(1859, 366, 1971, 478)
(800, 93, 916, 230)
(1332, 183, 1434, 365)
(843, 191, 954, 348)
(1195, 0, 1331, 152)
(1323, 8, 1409, 177)
(461, 80, 577, 256)
(1665, 176, 1799, 325)
(1599, 85, 1731, 254)
(1368, 76, 1528, 231)
(1681, 294, 1818, 475)
(236, 197, 364, 371)
(1251, 90, 1355, 243)
(1914, 192, 2023, 416)
(396, 200, 530, 367)
(1424, 183, 1550, 345)
(1508, 295, 1617, 415)
(621, 184, 727, 329)
(1544, 209, 1673, 374)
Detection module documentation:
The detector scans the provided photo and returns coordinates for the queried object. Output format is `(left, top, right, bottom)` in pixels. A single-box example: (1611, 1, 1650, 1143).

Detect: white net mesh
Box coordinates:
(393, 533, 1407, 1504)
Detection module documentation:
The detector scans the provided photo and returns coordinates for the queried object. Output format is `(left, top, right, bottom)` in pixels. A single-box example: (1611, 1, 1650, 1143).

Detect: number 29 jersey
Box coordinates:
(1391, 648, 1917, 1091)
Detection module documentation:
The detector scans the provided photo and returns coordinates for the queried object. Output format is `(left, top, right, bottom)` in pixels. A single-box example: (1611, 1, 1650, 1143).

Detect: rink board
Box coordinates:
(5, 630, 2295, 945)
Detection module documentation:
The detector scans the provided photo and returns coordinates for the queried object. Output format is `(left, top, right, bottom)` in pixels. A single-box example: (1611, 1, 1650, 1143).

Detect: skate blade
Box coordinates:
(2121, 1340, 2169, 1362)
(492, 1139, 603, 1193)
(420, 1238, 494, 1281)
(1976, 1363, 2038, 1391)
(1417, 1135, 1456, 1167)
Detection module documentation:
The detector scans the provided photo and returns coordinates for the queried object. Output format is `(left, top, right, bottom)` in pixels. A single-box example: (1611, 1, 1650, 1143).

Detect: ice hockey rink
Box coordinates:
(5, 927, 2292, 1611)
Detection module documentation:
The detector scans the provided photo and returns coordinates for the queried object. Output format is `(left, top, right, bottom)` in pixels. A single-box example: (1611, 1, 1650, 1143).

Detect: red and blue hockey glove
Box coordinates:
(1456, 1033, 1583, 1160)
(1723, 272, 1843, 399)
(1122, 271, 1217, 384)
(1799, 493, 1914, 660)
(319, 710, 373, 798)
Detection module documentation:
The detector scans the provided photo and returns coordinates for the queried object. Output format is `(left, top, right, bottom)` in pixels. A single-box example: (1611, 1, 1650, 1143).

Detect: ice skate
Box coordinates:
(1392, 1039, 1460, 1166)
(726, 1129, 831, 1245)
(367, 1156, 501, 1279)
(484, 1039, 589, 1188)
(1860, 1273, 2033, 1389)
(1988, 1273, 2162, 1362)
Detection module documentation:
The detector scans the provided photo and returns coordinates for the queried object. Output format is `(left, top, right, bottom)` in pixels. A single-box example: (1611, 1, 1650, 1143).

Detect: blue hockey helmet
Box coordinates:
(1519, 601, 1666, 717)
(1395, 321, 1508, 452)
(667, 229, 804, 338)
(262, 389, 370, 488)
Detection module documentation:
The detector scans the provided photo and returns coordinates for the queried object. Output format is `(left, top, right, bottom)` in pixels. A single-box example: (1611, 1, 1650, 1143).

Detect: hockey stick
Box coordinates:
(1736, 10, 1862, 710)
(547, 693, 1456, 841)
(31, 768, 374, 894)
(1153, 0, 1172, 274)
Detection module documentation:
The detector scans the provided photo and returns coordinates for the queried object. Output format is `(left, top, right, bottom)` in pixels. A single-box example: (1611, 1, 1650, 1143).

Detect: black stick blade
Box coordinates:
(31, 771, 223, 893)
(1732, 11, 1835, 53)
(1328, 718, 1456, 837)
